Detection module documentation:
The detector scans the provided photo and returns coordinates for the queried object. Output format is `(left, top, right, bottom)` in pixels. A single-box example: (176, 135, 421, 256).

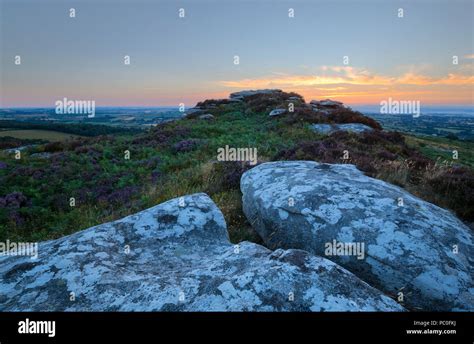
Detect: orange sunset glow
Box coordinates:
(218, 66, 474, 105)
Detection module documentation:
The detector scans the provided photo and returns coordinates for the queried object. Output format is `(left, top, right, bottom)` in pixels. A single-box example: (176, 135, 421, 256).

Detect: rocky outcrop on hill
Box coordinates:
(310, 99, 345, 115)
(241, 161, 474, 311)
(0, 193, 404, 311)
(195, 98, 241, 109)
(184, 90, 380, 132)
(185, 98, 240, 117)
(189, 89, 381, 132)
(229, 89, 284, 101)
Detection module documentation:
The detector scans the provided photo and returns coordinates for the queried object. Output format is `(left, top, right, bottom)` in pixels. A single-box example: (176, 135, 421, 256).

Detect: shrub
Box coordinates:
(273, 130, 430, 180)
(0, 192, 30, 226)
(205, 161, 253, 193)
(173, 139, 201, 153)
(0, 136, 46, 149)
(244, 91, 304, 114)
(428, 166, 474, 220)
(0, 192, 29, 209)
(137, 156, 161, 169)
(43, 141, 65, 152)
(283, 107, 322, 125)
(329, 108, 382, 130)
(360, 130, 405, 145)
(132, 125, 191, 147)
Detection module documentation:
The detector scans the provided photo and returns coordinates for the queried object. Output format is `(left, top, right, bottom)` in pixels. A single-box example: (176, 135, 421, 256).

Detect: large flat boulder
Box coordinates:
(310, 99, 344, 108)
(241, 161, 474, 311)
(310, 123, 373, 135)
(310, 99, 346, 115)
(0, 193, 403, 311)
(229, 89, 282, 101)
(269, 108, 287, 117)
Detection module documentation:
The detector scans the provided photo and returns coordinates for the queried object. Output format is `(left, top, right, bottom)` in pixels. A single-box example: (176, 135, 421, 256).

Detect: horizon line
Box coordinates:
(1, 103, 473, 110)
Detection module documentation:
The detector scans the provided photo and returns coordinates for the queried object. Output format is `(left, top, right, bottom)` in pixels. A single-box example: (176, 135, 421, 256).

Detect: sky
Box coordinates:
(1, 0, 473, 107)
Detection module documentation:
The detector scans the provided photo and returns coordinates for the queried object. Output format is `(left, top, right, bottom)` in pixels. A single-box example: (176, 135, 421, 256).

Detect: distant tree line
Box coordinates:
(0, 136, 46, 149)
(0, 120, 142, 137)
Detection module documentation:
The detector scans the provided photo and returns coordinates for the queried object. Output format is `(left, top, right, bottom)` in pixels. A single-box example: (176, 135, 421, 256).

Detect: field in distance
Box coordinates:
(0, 129, 83, 141)
(405, 134, 474, 168)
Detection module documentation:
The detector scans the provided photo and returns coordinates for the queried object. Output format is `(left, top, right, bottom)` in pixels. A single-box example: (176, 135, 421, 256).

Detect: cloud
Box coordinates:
(219, 66, 474, 89)
(218, 66, 474, 105)
(220, 67, 393, 88)
(397, 72, 474, 85)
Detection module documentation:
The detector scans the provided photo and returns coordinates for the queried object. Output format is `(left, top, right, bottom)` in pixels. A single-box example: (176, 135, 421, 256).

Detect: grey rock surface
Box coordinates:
(241, 161, 474, 311)
(184, 108, 203, 117)
(310, 99, 344, 108)
(269, 108, 287, 117)
(310, 99, 347, 116)
(310, 123, 374, 135)
(0, 193, 404, 311)
(229, 89, 282, 100)
(198, 114, 215, 120)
